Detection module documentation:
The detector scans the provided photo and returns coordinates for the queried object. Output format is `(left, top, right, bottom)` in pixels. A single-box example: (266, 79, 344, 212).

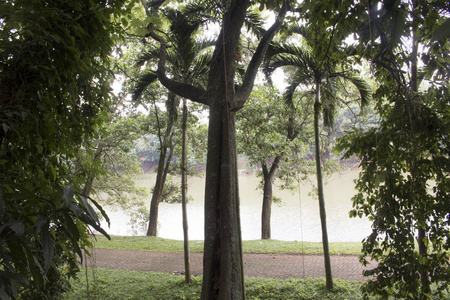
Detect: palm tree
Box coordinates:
(133, 9, 213, 282)
(266, 25, 371, 290)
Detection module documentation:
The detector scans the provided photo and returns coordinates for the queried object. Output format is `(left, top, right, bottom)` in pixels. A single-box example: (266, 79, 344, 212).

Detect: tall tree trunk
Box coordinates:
(261, 156, 282, 240)
(142, 0, 285, 296)
(201, 1, 249, 298)
(181, 98, 191, 283)
(314, 79, 333, 290)
(410, 3, 430, 295)
(201, 102, 245, 300)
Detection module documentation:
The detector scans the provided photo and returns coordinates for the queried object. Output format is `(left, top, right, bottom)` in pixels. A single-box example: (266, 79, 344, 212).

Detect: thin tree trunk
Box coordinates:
(181, 98, 191, 283)
(81, 145, 104, 197)
(146, 146, 167, 236)
(410, 3, 430, 294)
(314, 79, 333, 290)
(261, 156, 282, 240)
(147, 116, 174, 237)
(261, 164, 273, 240)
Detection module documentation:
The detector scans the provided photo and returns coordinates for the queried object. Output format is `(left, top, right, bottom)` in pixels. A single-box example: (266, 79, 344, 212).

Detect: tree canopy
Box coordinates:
(0, 0, 135, 297)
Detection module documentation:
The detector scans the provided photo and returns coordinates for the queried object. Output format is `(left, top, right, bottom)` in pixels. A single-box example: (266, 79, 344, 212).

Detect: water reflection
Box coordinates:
(101, 169, 372, 242)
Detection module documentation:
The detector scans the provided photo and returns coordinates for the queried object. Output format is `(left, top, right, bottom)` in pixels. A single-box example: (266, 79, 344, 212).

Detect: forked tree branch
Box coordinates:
(147, 24, 209, 105)
(233, 1, 288, 111)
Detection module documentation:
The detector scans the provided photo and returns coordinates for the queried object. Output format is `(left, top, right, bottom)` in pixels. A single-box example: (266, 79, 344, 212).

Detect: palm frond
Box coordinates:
(269, 53, 314, 76)
(266, 42, 315, 71)
(194, 38, 217, 53)
(135, 49, 159, 68)
(190, 52, 213, 86)
(132, 72, 158, 102)
(244, 12, 266, 38)
(339, 73, 372, 108)
(287, 24, 310, 40)
(321, 80, 338, 128)
(183, 1, 222, 23)
(283, 81, 301, 109)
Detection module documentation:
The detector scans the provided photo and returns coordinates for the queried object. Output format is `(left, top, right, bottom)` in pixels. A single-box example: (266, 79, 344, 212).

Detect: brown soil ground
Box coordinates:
(85, 248, 371, 281)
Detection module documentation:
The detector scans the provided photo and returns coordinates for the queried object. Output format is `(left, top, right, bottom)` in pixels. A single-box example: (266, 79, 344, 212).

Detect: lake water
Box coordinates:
(102, 168, 372, 242)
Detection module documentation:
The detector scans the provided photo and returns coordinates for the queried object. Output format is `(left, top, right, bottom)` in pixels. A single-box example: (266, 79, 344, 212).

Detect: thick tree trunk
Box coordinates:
(181, 98, 191, 284)
(142, 0, 284, 297)
(201, 103, 245, 300)
(200, 1, 249, 298)
(314, 80, 333, 290)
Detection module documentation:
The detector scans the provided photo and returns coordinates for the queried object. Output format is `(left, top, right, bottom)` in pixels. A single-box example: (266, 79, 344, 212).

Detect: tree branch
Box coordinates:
(233, 2, 288, 111)
(147, 24, 209, 106)
(269, 155, 283, 177)
(140, 0, 151, 18)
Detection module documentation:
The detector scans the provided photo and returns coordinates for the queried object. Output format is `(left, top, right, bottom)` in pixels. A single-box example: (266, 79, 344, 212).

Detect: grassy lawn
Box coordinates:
(91, 235, 363, 255)
(73, 237, 450, 299)
(66, 268, 370, 300)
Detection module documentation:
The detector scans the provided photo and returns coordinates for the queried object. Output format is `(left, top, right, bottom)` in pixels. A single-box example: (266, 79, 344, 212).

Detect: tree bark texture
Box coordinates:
(314, 80, 333, 290)
(201, 104, 245, 300)
(201, 2, 248, 298)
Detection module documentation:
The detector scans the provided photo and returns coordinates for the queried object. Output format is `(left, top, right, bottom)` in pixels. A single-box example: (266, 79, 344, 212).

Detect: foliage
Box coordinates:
(237, 85, 314, 192)
(335, 0, 450, 298)
(73, 107, 149, 209)
(0, 0, 134, 297)
(236, 84, 314, 239)
(66, 269, 377, 300)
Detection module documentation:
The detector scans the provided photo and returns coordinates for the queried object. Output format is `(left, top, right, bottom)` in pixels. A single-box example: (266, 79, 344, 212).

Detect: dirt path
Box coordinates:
(85, 248, 371, 281)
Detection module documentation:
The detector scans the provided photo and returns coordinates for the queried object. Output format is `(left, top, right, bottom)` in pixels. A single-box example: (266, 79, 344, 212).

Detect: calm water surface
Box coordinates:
(102, 169, 372, 242)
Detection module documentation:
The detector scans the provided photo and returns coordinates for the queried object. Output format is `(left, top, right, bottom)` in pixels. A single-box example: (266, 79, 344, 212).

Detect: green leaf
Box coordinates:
(80, 196, 99, 225)
(41, 225, 54, 273)
(2, 123, 9, 133)
(149, 16, 163, 29)
(63, 185, 75, 206)
(35, 216, 48, 234)
(49, 163, 56, 182)
(36, 144, 43, 154)
(0, 193, 4, 220)
(88, 196, 110, 228)
(432, 18, 450, 41)
(0, 270, 29, 284)
(0, 221, 24, 235)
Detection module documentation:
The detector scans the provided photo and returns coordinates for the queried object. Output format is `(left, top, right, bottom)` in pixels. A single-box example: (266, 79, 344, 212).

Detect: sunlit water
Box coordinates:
(101, 168, 372, 242)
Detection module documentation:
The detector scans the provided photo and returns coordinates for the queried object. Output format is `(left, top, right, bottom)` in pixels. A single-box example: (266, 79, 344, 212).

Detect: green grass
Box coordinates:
(91, 235, 363, 255)
(66, 268, 450, 300)
(66, 268, 370, 300)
